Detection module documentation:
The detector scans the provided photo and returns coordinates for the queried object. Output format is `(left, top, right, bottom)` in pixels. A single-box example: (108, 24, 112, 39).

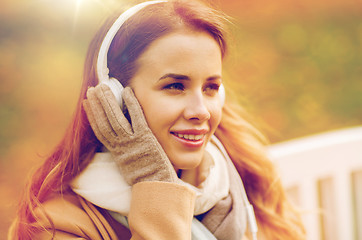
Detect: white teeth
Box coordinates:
(175, 133, 203, 141)
(195, 135, 202, 140)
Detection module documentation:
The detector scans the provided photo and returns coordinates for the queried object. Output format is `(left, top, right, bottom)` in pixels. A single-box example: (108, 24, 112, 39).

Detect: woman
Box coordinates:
(9, 0, 305, 239)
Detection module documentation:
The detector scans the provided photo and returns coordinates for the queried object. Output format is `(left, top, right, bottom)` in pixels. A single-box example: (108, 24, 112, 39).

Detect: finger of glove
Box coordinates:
(83, 99, 112, 147)
(95, 84, 133, 135)
(122, 87, 149, 132)
(86, 87, 119, 142)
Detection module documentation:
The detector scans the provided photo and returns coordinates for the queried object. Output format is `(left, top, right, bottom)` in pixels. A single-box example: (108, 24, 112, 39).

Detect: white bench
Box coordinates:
(268, 126, 362, 240)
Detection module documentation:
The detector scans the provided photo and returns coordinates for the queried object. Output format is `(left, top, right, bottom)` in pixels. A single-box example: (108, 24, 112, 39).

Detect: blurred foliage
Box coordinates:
(219, 0, 362, 142)
(0, 0, 361, 236)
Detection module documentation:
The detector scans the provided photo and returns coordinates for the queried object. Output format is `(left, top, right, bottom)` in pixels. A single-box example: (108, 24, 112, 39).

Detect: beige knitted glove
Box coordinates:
(83, 84, 178, 185)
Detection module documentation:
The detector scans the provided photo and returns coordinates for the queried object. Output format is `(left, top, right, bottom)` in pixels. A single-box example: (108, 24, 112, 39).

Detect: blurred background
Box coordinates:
(0, 0, 361, 238)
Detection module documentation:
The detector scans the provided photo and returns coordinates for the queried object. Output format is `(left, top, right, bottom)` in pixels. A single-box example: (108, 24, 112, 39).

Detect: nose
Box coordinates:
(184, 92, 210, 122)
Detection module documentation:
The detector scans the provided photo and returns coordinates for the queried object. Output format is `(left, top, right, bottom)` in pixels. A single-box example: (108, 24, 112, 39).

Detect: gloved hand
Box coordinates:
(83, 84, 178, 185)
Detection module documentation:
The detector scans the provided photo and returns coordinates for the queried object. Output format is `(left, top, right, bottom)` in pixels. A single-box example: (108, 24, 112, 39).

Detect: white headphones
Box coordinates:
(96, 0, 225, 108)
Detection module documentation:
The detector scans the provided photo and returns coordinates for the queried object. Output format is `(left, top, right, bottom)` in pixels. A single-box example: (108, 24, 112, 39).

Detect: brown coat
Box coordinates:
(29, 181, 196, 240)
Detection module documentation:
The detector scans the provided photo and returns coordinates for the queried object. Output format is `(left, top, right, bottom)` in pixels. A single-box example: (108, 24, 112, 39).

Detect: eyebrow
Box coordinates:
(159, 73, 222, 81)
(159, 73, 190, 81)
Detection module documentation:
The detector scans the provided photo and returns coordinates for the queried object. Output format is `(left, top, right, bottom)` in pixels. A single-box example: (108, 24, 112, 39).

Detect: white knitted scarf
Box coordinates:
(70, 136, 230, 217)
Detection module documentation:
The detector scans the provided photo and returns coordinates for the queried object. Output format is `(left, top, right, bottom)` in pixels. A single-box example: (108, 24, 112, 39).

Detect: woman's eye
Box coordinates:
(204, 83, 220, 95)
(163, 82, 185, 91)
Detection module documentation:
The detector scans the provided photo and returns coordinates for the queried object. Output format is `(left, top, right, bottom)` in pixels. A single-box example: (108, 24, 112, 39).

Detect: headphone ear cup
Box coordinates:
(219, 84, 225, 106)
(101, 78, 125, 107)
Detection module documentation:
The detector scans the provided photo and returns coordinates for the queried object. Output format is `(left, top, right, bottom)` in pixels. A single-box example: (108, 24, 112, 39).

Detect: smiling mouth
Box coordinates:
(171, 132, 204, 141)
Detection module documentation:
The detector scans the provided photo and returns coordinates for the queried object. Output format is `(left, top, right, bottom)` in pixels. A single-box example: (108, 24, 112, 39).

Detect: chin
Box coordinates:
(170, 154, 203, 170)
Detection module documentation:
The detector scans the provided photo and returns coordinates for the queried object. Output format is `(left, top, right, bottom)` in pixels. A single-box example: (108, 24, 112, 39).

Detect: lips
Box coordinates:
(174, 133, 203, 141)
(170, 129, 208, 147)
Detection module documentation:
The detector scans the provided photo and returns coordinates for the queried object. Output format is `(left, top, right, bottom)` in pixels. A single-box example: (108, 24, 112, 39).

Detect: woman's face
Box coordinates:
(129, 30, 223, 170)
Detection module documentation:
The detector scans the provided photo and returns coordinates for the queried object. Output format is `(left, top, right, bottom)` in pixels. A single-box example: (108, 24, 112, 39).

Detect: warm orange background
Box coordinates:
(1, 0, 361, 236)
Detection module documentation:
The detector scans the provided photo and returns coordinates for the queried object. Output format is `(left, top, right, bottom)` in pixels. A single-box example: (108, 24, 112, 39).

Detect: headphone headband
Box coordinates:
(97, 1, 167, 83)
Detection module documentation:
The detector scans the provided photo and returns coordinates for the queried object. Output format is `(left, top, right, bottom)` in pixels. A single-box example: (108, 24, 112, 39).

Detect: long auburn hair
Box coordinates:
(10, 0, 305, 239)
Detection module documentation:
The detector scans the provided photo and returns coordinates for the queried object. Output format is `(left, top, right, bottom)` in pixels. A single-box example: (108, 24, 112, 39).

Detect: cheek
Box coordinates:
(209, 102, 223, 132)
(134, 92, 177, 134)
(144, 106, 173, 131)
(136, 98, 160, 130)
